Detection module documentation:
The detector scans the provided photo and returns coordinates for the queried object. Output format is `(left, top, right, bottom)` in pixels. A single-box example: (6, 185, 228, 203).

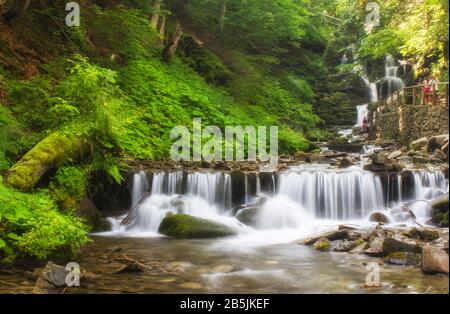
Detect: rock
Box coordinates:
(387, 150, 403, 160)
(338, 225, 357, 231)
(76, 198, 102, 230)
(383, 252, 422, 266)
(333, 239, 365, 252)
(397, 156, 413, 170)
(432, 149, 448, 162)
(212, 264, 234, 273)
(298, 230, 348, 245)
(105, 246, 122, 253)
(213, 163, 232, 171)
(337, 157, 354, 169)
(369, 212, 390, 224)
(158, 214, 236, 239)
(115, 260, 148, 274)
(412, 155, 431, 164)
(431, 194, 449, 227)
(427, 134, 449, 152)
(411, 137, 428, 151)
(314, 238, 331, 251)
(236, 206, 260, 226)
(364, 237, 385, 256)
(328, 143, 363, 153)
(422, 246, 449, 275)
(349, 241, 369, 254)
(403, 227, 440, 241)
(382, 238, 422, 256)
(372, 152, 390, 165)
(32, 262, 71, 294)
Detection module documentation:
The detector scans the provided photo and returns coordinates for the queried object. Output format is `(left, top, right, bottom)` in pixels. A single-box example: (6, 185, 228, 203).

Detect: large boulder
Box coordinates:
(402, 227, 440, 241)
(365, 237, 422, 257)
(236, 206, 260, 226)
(32, 262, 72, 294)
(383, 252, 422, 266)
(427, 134, 449, 152)
(431, 194, 449, 227)
(422, 246, 449, 275)
(369, 212, 390, 224)
(158, 214, 236, 239)
(337, 157, 354, 169)
(411, 137, 428, 152)
(298, 230, 349, 246)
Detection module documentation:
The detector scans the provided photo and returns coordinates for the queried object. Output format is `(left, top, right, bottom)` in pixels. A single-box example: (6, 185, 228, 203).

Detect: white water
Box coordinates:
(382, 56, 405, 101)
(356, 104, 369, 127)
(102, 166, 448, 243)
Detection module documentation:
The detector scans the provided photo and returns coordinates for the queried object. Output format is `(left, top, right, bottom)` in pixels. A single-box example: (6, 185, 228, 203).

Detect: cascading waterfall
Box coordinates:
(107, 167, 448, 236)
(131, 171, 148, 207)
(381, 56, 405, 100)
(356, 104, 369, 127)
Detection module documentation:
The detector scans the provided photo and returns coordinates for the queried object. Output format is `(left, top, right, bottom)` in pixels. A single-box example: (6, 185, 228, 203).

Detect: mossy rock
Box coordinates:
(158, 214, 236, 239)
(314, 237, 331, 252)
(431, 194, 449, 227)
(383, 252, 422, 266)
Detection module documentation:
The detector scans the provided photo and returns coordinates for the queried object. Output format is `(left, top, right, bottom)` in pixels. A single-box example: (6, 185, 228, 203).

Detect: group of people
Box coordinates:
(422, 76, 440, 105)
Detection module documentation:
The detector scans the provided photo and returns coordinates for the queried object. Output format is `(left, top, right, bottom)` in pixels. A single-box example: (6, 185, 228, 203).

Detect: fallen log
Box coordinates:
(5, 131, 88, 192)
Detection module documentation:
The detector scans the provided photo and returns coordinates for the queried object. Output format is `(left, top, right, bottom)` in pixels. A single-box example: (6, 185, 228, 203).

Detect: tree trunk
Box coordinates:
(6, 131, 88, 192)
(219, 0, 227, 32)
(162, 22, 182, 63)
(21, 0, 31, 15)
(159, 15, 166, 42)
(150, 0, 162, 29)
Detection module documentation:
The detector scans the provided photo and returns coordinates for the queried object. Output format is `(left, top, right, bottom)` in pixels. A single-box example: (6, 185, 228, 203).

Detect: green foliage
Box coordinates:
(50, 166, 88, 211)
(0, 178, 89, 262)
(0, 105, 25, 170)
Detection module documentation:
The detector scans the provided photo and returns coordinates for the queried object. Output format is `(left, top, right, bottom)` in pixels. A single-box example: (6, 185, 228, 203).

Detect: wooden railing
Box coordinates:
(377, 82, 449, 108)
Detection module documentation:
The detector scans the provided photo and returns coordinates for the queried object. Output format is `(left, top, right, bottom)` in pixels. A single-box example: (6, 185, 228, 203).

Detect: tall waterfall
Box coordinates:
(381, 56, 405, 100)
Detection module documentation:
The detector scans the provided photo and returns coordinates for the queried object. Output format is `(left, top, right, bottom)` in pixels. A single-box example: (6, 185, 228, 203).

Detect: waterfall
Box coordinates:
(265, 169, 384, 222)
(186, 172, 232, 210)
(107, 168, 448, 235)
(131, 171, 148, 207)
(382, 56, 405, 100)
(356, 104, 369, 127)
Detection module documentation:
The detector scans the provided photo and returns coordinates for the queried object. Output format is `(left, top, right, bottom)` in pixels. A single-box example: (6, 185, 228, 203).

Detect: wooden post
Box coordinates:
(445, 83, 449, 107)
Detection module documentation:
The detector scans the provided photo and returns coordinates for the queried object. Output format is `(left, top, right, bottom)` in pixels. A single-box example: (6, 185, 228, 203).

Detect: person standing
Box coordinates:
(429, 76, 440, 105)
(422, 79, 430, 105)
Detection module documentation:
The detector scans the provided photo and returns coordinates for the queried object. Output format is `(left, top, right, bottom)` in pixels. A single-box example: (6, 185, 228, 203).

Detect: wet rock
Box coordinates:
(432, 149, 448, 162)
(213, 163, 231, 171)
(369, 212, 390, 224)
(158, 213, 236, 239)
(328, 143, 363, 153)
(431, 193, 449, 227)
(388, 150, 403, 160)
(32, 262, 71, 294)
(212, 264, 234, 273)
(411, 137, 428, 151)
(77, 198, 102, 231)
(412, 155, 431, 164)
(428, 134, 449, 152)
(382, 238, 422, 256)
(236, 206, 260, 226)
(333, 239, 365, 252)
(349, 241, 369, 254)
(337, 157, 354, 169)
(338, 225, 357, 231)
(383, 252, 422, 266)
(364, 237, 385, 257)
(422, 246, 449, 275)
(314, 238, 331, 251)
(298, 230, 348, 245)
(105, 246, 122, 253)
(403, 227, 440, 241)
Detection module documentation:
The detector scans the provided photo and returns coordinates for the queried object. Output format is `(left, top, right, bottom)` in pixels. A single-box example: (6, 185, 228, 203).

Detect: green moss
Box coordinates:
(314, 237, 331, 251)
(50, 166, 88, 212)
(6, 131, 87, 192)
(158, 214, 236, 239)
